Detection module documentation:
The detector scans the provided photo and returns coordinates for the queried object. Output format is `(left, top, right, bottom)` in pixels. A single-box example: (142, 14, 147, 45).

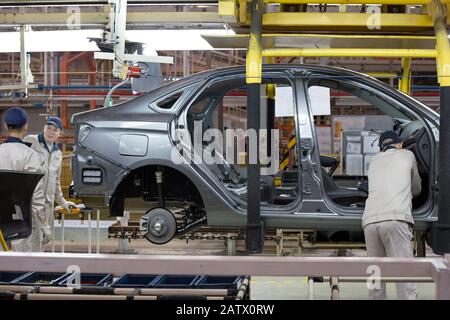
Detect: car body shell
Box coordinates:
(71, 64, 440, 236)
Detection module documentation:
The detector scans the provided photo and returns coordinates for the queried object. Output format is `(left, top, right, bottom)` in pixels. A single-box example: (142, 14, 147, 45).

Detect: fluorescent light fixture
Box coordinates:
(143, 45, 158, 57)
(0, 28, 235, 53)
(126, 29, 235, 51)
(0, 29, 103, 52)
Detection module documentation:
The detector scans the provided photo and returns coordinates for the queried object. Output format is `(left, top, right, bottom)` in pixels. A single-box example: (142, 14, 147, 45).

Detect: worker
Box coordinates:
(24, 116, 75, 246)
(0, 107, 46, 251)
(363, 130, 422, 300)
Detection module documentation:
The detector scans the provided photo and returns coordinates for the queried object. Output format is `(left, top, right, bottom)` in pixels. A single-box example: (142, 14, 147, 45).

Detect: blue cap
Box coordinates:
(46, 116, 63, 130)
(4, 107, 28, 127)
(378, 130, 402, 149)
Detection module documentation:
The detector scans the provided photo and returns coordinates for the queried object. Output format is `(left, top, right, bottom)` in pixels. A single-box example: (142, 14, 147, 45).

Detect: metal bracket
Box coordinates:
(0, 25, 37, 94)
(94, 0, 173, 79)
(299, 138, 312, 150)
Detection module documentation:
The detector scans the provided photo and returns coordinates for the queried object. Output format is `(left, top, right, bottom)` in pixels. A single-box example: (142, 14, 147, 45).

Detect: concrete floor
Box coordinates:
(250, 277, 435, 300)
(45, 221, 440, 300)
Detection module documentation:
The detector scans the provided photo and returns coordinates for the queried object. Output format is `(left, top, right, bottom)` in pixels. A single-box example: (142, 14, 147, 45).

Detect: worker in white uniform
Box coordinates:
(24, 116, 75, 246)
(363, 130, 422, 300)
(0, 107, 46, 251)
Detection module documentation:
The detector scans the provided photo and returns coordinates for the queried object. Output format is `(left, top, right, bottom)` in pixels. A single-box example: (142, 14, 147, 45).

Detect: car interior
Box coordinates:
(185, 78, 300, 206)
(183, 76, 432, 211)
(306, 78, 432, 210)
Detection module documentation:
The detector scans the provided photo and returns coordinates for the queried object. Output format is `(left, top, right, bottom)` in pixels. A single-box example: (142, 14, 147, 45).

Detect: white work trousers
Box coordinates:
(363, 220, 418, 300)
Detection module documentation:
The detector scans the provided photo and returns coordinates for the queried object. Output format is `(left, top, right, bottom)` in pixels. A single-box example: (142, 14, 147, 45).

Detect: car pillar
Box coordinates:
(266, 56, 276, 158)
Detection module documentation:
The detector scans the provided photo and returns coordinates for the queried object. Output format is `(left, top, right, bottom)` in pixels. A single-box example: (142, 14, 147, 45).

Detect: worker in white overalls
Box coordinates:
(363, 130, 422, 300)
(24, 116, 75, 247)
(0, 107, 46, 252)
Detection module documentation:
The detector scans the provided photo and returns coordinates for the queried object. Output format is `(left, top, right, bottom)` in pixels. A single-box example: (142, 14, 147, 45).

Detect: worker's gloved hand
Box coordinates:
(66, 201, 76, 207)
(61, 201, 75, 213)
(41, 227, 52, 245)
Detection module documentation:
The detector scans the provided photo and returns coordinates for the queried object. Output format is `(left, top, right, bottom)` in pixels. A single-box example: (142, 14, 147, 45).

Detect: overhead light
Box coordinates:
(0, 29, 102, 53)
(143, 45, 158, 57)
(126, 29, 235, 51)
(0, 28, 235, 53)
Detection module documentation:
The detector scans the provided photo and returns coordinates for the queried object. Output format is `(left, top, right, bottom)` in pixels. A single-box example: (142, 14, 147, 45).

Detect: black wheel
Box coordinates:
(143, 208, 176, 244)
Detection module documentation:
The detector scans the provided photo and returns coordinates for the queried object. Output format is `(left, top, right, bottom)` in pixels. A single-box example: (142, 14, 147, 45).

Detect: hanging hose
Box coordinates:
(103, 76, 130, 108)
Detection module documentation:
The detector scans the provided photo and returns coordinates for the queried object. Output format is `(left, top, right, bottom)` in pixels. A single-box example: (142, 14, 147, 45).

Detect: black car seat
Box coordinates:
(319, 155, 340, 194)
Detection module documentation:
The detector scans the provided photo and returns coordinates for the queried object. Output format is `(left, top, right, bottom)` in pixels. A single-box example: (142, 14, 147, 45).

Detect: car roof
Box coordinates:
(183, 63, 368, 81)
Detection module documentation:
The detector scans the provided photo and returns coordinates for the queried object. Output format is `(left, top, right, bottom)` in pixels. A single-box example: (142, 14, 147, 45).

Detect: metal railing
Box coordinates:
(0, 252, 449, 299)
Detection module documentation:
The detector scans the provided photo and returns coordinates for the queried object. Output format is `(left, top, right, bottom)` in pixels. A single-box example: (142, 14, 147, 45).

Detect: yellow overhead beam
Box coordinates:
(262, 48, 437, 58)
(366, 72, 398, 77)
(263, 12, 434, 28)
(265, 0, 432, 4)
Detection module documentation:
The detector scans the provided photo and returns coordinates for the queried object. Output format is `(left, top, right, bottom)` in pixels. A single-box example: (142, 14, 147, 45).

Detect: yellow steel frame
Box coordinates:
(263, 12, 434, 29)
(225, 0, 450, 28)
(0, 230, 10, 251)
(239, 0, 449, 90)
(399, 57, 412, 93)
(429, 0, 450, 86)
(262, 48, 437, 58)
(265, 57, 276, 99)
(367, 72, 398, 78)
(237, 0, 449, 176)
(246, 0, 264, 84)
(265, 0, 434, 3)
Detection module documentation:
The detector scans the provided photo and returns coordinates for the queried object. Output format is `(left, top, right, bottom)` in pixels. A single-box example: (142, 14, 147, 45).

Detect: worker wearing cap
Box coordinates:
(0, 107, 46, 252)
(24, 117, 75, 246)
(363, 130, 422, 300)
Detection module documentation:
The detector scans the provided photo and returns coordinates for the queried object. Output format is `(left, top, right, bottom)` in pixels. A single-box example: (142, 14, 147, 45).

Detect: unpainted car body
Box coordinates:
(71, 65, 440, 247)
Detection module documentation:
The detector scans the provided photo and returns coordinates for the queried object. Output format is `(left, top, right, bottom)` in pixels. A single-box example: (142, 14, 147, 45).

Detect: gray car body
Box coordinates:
(71, 64, 439, 234)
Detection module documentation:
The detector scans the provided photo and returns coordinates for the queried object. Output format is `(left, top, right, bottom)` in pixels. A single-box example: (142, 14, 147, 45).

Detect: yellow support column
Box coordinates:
(399, 57, 412, 94)
(246, 0, 265, 253)
(265, 56, 276, 168)
(246, 0, 263, 84)
(219, 0, 239, 23)
(0, 230, 10, 251)
(429, 0, 450, 254)
(239, 0, 248, 23)
(265, 56, 276, 98)
(429, 0, 450, 86)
